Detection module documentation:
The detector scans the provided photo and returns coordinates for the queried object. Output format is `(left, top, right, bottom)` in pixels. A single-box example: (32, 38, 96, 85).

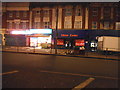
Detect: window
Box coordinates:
(7, 22, 13, 29)
(43, 22, 50, 28)
(92, 21, 97, 29)
(116, 22, 120, 30)
(43, 10, 49, 17)
(92, 8, 98, 17)
(23, 11, 27, 17)
(64, 21, 72, 29)
(22, 22, 27, 29)
(35, 11, 40, 17)
(65, 8, 72, 16)
(8, 12, 13, 18)
(75, 8, 81, 16)
(34, 22, 40, 29)
(103, 22, 110, 29)
(16, 11, 20, 18)
(104, 7, 110, 18)
(15, 22, 20, 29)
(74, 21, 82, 29)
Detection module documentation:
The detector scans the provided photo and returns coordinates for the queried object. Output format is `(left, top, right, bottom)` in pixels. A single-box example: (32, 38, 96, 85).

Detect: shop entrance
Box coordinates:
(30, 35, 51, 49)
(64, 39, 74, 49)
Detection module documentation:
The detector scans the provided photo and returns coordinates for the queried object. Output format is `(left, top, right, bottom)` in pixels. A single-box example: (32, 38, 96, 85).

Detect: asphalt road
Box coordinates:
(2, 52, 119, 89)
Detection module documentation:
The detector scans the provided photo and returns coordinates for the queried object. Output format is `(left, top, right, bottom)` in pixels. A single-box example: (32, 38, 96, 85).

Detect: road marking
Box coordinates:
(40, 70, 119, 80)
(72, 77, 95, 90)
(0, 70, 19, 75)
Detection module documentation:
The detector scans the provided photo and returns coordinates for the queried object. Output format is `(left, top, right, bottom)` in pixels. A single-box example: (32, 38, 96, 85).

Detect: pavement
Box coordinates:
(1, 46, 119, 60)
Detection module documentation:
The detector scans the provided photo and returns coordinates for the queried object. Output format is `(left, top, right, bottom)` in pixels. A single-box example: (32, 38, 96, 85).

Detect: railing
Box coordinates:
(1, 46, 119, 60)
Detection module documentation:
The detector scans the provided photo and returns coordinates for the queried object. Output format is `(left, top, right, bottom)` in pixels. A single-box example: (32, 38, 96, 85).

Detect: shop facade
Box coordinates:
(6, 29, 52, 49)
(52, 30, 87, 51)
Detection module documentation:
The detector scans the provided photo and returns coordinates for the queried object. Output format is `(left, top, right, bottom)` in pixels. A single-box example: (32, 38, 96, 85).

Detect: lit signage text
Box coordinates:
(11, 29, 52, 35)
(61, 34, 78, 37)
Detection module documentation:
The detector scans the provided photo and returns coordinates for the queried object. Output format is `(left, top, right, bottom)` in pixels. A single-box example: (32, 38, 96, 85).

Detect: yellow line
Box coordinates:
(40, 70, 119, 80)
(72, 77, 95, 90)
(0, 70, 19, 75)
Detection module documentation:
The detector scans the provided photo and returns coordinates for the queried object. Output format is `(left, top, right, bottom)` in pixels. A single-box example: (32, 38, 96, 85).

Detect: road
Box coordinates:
(2, 52, 119, 88)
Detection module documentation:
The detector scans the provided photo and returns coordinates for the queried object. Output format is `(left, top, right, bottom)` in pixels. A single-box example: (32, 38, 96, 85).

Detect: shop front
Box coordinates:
(27, 35, 52, 49)
(11, 29, 52, 48)
(53, 30, 86, 51)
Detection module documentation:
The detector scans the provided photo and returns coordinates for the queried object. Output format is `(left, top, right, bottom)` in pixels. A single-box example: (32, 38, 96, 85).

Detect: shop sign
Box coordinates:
(75, 39, 85, 46)
(57, 39, 64, 45)
(61, 34, 78, 37)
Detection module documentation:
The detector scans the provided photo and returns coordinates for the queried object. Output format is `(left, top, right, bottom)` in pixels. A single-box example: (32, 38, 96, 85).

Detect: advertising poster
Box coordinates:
(57, 39, 64, 45)
(75, 39, 85, 46)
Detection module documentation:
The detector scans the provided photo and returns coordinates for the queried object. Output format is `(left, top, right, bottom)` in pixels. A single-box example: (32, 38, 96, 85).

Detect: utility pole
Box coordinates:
(55, 6, 58, 54)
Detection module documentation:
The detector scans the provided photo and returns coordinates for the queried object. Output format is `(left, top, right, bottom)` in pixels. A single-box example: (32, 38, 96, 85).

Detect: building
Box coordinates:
(1, 2, 120, 51)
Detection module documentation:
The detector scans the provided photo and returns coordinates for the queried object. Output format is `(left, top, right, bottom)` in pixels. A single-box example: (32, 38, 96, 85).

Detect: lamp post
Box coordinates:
(55, 6, 58, 54)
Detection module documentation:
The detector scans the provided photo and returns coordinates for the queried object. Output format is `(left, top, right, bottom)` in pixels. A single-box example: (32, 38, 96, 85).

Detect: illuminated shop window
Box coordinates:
(103, 22, 110, 29)
(92, 21, 97, 29)
(65, 8, 72, 16)
(74, 21, 82, 29)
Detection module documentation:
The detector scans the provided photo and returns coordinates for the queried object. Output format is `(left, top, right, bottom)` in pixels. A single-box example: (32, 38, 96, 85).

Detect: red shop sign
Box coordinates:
(75, 39, 85, 46)
(57, 39, 64, 45)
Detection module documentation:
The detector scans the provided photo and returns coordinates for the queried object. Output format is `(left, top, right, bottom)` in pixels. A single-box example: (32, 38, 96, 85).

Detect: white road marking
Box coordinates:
(0, 70, 19, 75)
(40, 70, 119, 80)
(72, 77, 95, 90)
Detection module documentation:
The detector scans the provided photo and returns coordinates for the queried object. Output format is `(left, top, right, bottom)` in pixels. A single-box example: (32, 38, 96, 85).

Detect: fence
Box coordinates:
(1, 46, 119, 60)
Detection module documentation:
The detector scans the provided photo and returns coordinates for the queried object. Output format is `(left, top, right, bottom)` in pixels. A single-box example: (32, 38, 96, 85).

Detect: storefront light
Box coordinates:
(30, 29, 52, 34)
(11, 30, 32, 35)
(11, 29, 52, 35)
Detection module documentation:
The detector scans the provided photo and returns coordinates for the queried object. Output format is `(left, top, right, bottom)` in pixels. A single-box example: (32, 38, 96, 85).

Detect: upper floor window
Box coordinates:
(116, 22, 120, 30)
(103, 22, 110, 29)
(43, 10, 49, 17)
(116, 8, 120, 21)
(34, 22, 40, 29)
(16, 11, 20, 18)
(23, 11, 27, 17)
(75, 8, 81, 16)
(64, 21, 72, 29)
(65, 8, 72, 16)
(22, 22, 27, 29)
(43, 22, 50, 28)
(92, 8, 98, 17)
(35, 11, 40, 17)
(74, 21, 82, 29)
(7, 22, 13, 29)
(92, 21, 97, 29)
(15, 22, 20, 29)
(8, 12, 13, 18)
(104, 7, 111, 18)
